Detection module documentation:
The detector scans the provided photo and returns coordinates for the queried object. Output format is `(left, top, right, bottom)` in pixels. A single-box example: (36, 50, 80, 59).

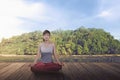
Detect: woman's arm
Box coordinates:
(53, 43, 62, 65)
(32, 44, 41, 66)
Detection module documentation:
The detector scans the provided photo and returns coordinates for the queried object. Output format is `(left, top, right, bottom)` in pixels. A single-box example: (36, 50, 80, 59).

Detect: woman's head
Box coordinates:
(43, 30, 51, 41)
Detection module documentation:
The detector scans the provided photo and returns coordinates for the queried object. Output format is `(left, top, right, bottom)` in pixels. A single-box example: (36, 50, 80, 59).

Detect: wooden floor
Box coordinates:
(0, 62, 120, 80)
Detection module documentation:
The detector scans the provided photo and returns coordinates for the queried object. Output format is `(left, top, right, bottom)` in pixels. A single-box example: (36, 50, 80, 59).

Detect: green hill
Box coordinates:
(0, 27, 120, 55)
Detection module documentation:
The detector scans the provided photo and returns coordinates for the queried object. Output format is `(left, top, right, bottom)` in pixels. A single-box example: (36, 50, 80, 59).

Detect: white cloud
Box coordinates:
(19, 2, 70, 32)
(98, 7, 120, 21)
(97, 0, 120, 21)
(0, 0, 45, 18)
(0, 0, 69, 42)
(97, 10, 112, 21)
(98, 10, 111, 17)
(0, 0, 46, 41)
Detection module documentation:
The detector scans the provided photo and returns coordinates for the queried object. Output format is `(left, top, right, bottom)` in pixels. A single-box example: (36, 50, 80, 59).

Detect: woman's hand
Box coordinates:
(56, 62, 64, 66)
(28, 63, 36, 67)
(60, 62, 64, 66)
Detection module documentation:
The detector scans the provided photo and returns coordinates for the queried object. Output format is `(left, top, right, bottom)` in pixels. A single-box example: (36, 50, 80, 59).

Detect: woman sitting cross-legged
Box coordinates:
(30, 30, 64, 73)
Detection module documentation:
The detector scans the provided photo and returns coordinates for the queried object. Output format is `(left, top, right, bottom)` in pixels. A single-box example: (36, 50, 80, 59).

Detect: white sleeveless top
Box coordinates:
(39, 43, 54, 63)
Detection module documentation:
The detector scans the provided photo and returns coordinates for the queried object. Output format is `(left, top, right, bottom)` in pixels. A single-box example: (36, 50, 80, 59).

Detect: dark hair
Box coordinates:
(43, 30, 51, 41)
(43, 30, 51, 36)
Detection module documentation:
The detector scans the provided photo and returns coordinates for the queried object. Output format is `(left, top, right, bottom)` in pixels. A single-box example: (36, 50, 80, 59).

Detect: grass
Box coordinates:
(0, 55, 34, 62)
(0, 54, 120, 62)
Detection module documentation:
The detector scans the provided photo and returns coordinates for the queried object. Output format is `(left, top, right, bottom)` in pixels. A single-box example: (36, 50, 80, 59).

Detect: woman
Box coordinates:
(30, 30, 63, 73)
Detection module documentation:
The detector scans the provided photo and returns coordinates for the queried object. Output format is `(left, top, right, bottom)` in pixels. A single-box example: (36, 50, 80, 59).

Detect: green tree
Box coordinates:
(77, 45, 82, 55)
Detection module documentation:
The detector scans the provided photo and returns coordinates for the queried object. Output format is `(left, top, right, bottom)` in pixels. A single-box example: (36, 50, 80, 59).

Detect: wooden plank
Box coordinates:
(97, 63, 120, 74)
(67, 62, 81, 80)
(73, 62, 94, 80)
(0, 63, 25, 80)
(80, 62, 102, 80)
(80, 63, 102, 80)
(16, 63, 32, 80)
(101, 63, 120, 73)
(60, 62, 72, 80)
(63, 62, 76, 80)
(107, 63, 120, 71)
(38, 72, 64, 80)
(0, 63, 11, 70)
(0, 62, 120, 80)
(84, 63, 109, 80)
(94, 63, 120, 80)
(3, 63, 26, 80)
(0, 63, 13, 76)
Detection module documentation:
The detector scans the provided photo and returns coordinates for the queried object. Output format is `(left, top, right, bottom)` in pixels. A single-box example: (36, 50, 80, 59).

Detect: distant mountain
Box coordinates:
(0, 27, 120, 55)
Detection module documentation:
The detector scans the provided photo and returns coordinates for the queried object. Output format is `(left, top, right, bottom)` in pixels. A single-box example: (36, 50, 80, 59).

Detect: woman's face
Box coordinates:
(43, 33, 50, 41)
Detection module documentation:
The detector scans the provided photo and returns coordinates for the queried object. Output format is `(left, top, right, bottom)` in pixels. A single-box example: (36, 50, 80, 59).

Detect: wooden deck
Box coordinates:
(0, 62, 120, 80)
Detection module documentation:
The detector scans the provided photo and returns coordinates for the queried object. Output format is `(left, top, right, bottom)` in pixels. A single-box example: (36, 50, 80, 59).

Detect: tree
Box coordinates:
(83, 40, 89, 54)
(0, 27, 120, 55)
(77, 45, 82, 55)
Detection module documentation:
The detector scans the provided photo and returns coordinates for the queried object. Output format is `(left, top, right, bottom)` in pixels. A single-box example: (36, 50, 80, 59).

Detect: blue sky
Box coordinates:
(0, 0, 120, 41)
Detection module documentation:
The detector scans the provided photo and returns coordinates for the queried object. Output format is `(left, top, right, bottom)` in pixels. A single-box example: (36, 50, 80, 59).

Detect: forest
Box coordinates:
(0, 27, 120, 55)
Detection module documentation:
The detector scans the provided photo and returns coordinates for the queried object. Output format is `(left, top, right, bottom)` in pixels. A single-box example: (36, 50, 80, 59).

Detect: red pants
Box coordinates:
(31, 62, 62, 73)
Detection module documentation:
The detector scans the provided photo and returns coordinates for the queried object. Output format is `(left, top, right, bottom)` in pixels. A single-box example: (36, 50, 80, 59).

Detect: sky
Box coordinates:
(0, 0, 120, 41)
